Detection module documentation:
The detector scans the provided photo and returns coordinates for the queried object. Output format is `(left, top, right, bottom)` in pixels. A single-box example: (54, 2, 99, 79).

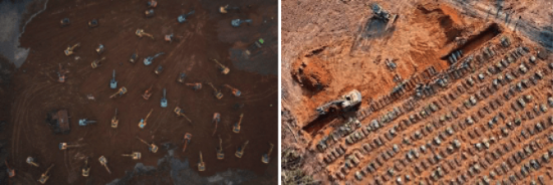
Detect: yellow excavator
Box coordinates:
(174, 106, 192, 123)
(136, 29, 154, 40)
(212, 112, 221, 136)
(98, 156, 111, 174)
(208, 83, 223, 100)
(142, 86, 153, 100)
(138, 109, 153, 129)
(82, 157, 90, 177)
(198, 151, 205, 172)
(213, 59, 230, 75)
(64, 43, 80, 56)
(137, 137, 159, 153)
(110, 87, 127, 99)
(235, 140, 249, 158)
(233, 113, 243, 133)
(38, 164, 54, 184)
(26, 156, 39, 167)
(182, 133, 192, 152)
(91, 57, 106, 69)
(122, 152, 142, 160)
(224, 84, 241, 97)
(59, 142, 83, 150)
(111, 108, 119, 128)
(262, 143, 274, 164)
(185, 83, 202, 91)
(216, 136, 224, 160)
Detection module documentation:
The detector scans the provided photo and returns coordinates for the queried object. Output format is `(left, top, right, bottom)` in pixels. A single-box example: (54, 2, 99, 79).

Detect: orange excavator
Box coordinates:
(142, 86, 153, 100)
(5, 160, 14, 178)
(233, 113, 243, 133)
(208, 83, 223, 100)
(235, 140, 249, 158)
(137, 137, 159, 153)
(224, 84, 241, 97)
(57, 64, 69, 83)
(138, 109, 153, 129)
(38, 164, 54, 184)
(182, 133, 192, 152)
(185, 83, 202, 91)
(212, 112, 220, 136)
(111, 108, 119, 128)
(109, 87, 127, 99)
(213, 59, 230, 75)
(174, 106, 192, 123)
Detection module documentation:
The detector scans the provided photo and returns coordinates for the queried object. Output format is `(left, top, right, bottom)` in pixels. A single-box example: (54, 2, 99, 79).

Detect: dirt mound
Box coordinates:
(291, 56, 332, 92)
(415, 3, 465, 44)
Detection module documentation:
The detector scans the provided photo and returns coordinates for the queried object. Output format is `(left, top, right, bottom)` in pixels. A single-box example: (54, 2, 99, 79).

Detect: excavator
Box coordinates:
(219, 5, 239, 14)
(145, 9, 154, 18)
(213, 59, 230, 75)
(316, 89, 362, 115)
(154, 65, 163, 75)
(231, 19, 252, 27)
(212, 112, 220, 136)
(233, 113, 243, 133)
(245, 38, 264, 56)
(91, 57, 106, 69)
(96, 44, 105, 55)
(185, 83, 202, 91)
(64, 43, 80, 56)
(59, 142, 82, 150)
(177, 10, 195, 23)
(81, 157, 90, 177)
(143, 52, 164, 66)
(135, 29, 154, 40)
(109, 87, 127, 99)
(137, 137, 159, 153)
(224, 84, 241, 97)
(174, 106, 192, 123)
(182, 133, 192, 152)
(110, 70, 117, 89)
(88, 19, 99, 28)
(122, 152, 142, 160)
(197, 151, 205, 172)
(129, 52, 139, 63)
(147, 0, 157, 8)
(5, 160, 14, 178)
(26, 156, 39, 167)
(37, 164, 54, 184)
(78, 119, 97, 126)
(177, 72, 186, 83)
(142, 86, 153, 100)
(235, 140, 249, 158)
(138, 109, 153, 129)
(262, 143, 274, 164)
(60, 18, 70, 27)
(98, 156, 111, 174)
(111, 108, 119, 128)
(216, 136, 224, 160)
(208, 83, 223, 100)
(164, 34, 181, 43)
(160, 88, 168, 108)
(57, 64, 68, 83)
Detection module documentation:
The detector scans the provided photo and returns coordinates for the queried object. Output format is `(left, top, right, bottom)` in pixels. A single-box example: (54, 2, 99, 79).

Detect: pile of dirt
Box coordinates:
(415, 3, 466, 45)
(291, 56, 332, 92)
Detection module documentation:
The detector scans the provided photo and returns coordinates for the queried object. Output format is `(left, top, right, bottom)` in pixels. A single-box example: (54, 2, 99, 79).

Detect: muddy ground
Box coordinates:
(282, 0, 552, 184)
(0, 0, 278, 184)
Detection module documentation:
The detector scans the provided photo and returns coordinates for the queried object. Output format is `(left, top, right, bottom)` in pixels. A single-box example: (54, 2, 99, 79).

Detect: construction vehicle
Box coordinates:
(177, 72, 186, 83)
(216, 136, 224, 160)
(59, 142, 82, 150)
(185, 83, 202, 91)
(145, 9, 154, 18)
(160, 88, 168, 108)
(135, 29, 154, 40)
(96, 44, 105, 55)
(138, 109, 153, 129)
(198, 151, 205, 172)
(98, 156, 111, 174)
(60, 18, 70, 27)
(233, 113, 243, 133)
(37, 164, 54, 184)
(57, 64, 68, 83)
(88, 19, 99, 28)
(154, 65, 163, 75)
(231, 19, 252, 27)
(129, 52, 139, 63)
(143, 52, 164, 66)
(164, 34, 181, 43)
(213, 59, 230, 75)
(245, 38, 264, 56)
(177, 10, 195, 23)
(111, 108, 119, 128)
(26, 156, 39, 167)
(212, 112, 220, 136)
(110, 70, 117, 89)
(147, 0, 157, 8)
(142, 86, 153, 100)
(208, 83, 223, 99)
(235, 140, 249, 158)
(137, 137, 159, 153)
(174, 106, 192, 123)
(182, 133, 192, 152)
(109, 87, 127, 99)
(64, 43, 80, 56)
(78, 119, 97, 126)
(82, 158, 90, 177)
(224, 84, 241, 97)
(219, 5, 239, 14)
(262, 143, 274, 164)
(91, 57, 106, 69)
(316, 89, 362, 115)
(122, 152, 142, 160)
(5, 160, 15, 178)
(371, 3, 398, 30)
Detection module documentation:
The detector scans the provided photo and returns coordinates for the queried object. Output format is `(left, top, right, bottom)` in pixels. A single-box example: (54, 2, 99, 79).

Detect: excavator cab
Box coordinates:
(177, 10, 195, 23)
(98, 156, 111, 174)
(185, 83, 202, 90)
(88, 19, 99, 28)
(233, 113, 243, 133)
(212, 112, 221, 136)
(82, 158, 90, 177)
(38, 164, 54, 184)
(5, 161, 14, 178)
(216, 136, 224, 160)
(109, 87, 127, 99)
(208, 83, 223, 99)
(231, 19, 252, 27)
(60, 18, 70, 27)
(142, 86, 153, 100)
(26, 156, 39, 167)
(138, 109, 153, 129)
(91, 57, 106, 69)
(96, 44, 105, 55)
(64, 43, 80, 56)
(122, 152, 142, 160)
(145, 9, 154, 18)
(137, 137, 158, 153)
(160, 88, 168, 108)
(182, 133, 192, 152)
(136, 29, 155, 40)
(213, 59, 230, 75)
(155, 65, 163, 75)
(235, 140, 249, 158)
(198, 151, 205, 172)
(177, 72, 186, 83)
(143, 52, 164, 66)
(262, 143, 274, 164)
(224, 84, 241, 97)
(129, 52, 139, 63)
(110, 70, 117, 89)
(111, 108, 119, 128)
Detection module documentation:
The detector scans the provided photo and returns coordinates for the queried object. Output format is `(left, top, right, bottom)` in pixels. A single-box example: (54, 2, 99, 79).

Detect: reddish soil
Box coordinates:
(2, 0, 277, 184)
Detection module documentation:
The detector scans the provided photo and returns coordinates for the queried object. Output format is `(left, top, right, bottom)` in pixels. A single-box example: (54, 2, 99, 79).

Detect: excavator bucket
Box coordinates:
(96, 44, 105, 55)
